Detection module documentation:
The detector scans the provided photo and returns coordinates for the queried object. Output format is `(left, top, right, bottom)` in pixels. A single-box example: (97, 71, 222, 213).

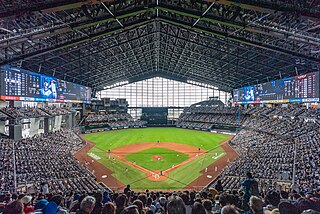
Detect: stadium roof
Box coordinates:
(0, 0, 320, 92)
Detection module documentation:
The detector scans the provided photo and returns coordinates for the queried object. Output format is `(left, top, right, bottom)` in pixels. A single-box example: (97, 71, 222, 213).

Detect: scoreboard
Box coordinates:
(233, 72, 320, 104)
(0, 65, 91, 103)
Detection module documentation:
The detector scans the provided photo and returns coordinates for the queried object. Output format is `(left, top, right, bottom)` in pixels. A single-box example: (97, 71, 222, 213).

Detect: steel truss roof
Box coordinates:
(0, 0, 319, 92)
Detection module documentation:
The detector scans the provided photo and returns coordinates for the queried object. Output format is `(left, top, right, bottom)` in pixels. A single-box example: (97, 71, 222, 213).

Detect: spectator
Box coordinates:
(77, 196, 96, 214)
(121, 205, 139, 214)
(202, 199, 213, 214)
(215, 180, 224, 192)
(92, 192, 103, 214)
(241, 172, 259, 210)
(124, 185, 131, 194)
(116, 194, 128, 214)
(249, 196, 264, 214)
(132, 199, 144, 214)
(20, 195, 34, 214)
(103, 191, 112, 204)
(264, 191, 280, 213)
(191, 202, 206, 214)
(44, 201, 59, 214)
(102, 202, 116, 214)
(50, 194, 68, 214)
(278, 201, 299, 214)
(221, 205, 239, 214)
(3, 200, 24, 214)
(167, 196, 186, 214)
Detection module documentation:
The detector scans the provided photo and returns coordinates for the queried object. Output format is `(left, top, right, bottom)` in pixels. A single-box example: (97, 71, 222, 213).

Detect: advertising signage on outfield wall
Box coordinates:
(0, 65, 91, 103)
(233, 72, 320, 104)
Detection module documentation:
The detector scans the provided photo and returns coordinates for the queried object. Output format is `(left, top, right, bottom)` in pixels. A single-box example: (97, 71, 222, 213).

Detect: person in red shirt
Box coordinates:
(20, 195, 34, 214)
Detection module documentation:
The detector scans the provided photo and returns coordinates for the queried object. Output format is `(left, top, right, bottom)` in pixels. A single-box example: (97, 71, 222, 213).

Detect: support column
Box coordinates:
(44, 117, 49, 134)
(12, 140, 17, 192)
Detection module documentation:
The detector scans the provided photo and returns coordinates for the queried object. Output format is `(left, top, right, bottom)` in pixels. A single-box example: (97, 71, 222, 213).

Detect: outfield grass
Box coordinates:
(83, 128, 230, 190)
(83, 128, 230, 151)
(125, 148, 189, 171)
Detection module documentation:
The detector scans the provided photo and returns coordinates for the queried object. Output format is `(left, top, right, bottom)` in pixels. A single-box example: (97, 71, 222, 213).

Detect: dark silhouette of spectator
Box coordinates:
(191, 202, 206, 214)
(215, 180, 224, 192)
(167, 196, 186, 214)
(124, 185, 131, 194)
(102, 202, 116, 214)
(3, 201, 24, 214)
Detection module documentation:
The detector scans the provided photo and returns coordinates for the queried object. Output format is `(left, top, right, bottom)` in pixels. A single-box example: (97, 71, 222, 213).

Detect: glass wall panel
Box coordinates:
(99, 77, 230, 108)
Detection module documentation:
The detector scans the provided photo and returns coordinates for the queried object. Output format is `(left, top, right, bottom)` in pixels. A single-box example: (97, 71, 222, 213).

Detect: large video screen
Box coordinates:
(141, 107, 168, 125)
(0, 65, 91, 103)
(233, 72, 320, 104)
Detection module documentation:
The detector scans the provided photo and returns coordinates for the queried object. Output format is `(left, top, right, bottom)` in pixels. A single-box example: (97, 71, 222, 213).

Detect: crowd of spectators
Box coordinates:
(176, 104, 320, 131)
(0, 181, 320, 214)
(176, 112, 241, 128)
(226, 130, 294, 181)
(0, 138, 14, 191)
(83, 112, 147, 128)
(0, 103, 319, 213)
(177, 103, 320, 195)
(295, 130, 320, 192)
(41, 106, 75, 116)
(1, 106, 76, 119)
(1, 107, 49, 119)
(176, 104, 248, 129)
(239, 106, 320, 194)
(0, 130, 102, 194)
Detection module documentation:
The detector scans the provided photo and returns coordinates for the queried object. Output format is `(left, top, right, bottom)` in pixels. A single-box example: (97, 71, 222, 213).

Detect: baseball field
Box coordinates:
(77, 128, 236, 190)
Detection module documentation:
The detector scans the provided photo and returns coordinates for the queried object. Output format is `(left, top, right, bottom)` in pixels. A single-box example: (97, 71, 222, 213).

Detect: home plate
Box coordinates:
(102, 175, 108, 178)
(207, 175, 212, 179)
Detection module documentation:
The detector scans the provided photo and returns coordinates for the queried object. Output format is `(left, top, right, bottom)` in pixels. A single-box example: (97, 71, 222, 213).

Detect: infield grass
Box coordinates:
(125, 148, 189, 171)
(83, 128, 231, 190)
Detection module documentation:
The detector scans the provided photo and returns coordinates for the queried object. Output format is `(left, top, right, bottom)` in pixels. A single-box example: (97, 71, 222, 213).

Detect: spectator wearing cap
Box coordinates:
(70, 194, 81, 210)
(20, 195, 34, 214)
(44, 201, 58, 214)
(103, 190, 112, 204)
(34, 199, 49, 213)
(11, 194, 18, 201)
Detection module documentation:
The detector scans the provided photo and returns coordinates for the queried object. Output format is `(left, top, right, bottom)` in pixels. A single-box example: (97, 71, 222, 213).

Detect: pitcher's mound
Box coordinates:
(152, 155, 163, 160)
